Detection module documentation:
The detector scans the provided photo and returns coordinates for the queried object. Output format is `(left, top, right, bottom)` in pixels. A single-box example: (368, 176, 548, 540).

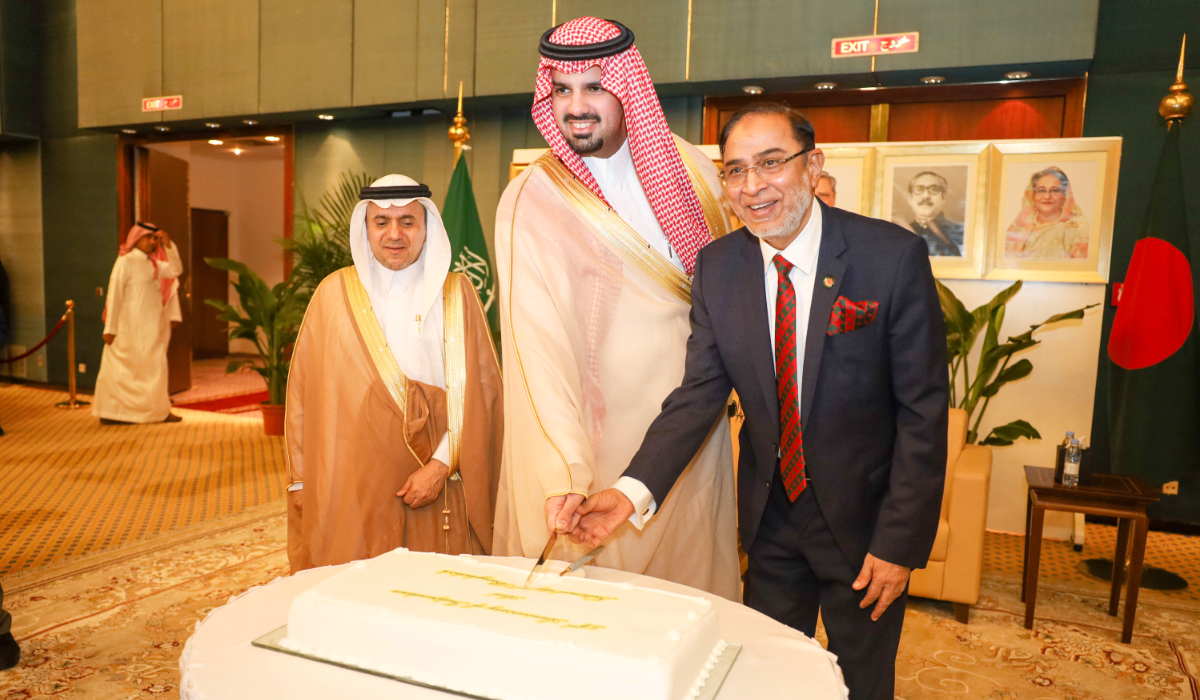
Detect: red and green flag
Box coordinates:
(1107, 123, 1199, 501)
(442, 155, 498, 335)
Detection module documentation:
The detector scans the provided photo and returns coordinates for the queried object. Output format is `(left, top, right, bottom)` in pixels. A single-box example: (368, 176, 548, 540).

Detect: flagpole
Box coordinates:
(448, 80, 470, 163)
(1159, 34, 1193, 127)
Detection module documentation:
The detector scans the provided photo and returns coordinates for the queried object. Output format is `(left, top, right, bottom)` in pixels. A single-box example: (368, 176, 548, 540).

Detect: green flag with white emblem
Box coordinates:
(442, 156, 498, 335)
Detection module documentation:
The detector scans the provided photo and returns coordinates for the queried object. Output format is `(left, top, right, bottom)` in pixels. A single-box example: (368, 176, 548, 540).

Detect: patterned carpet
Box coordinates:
(0, 383, 287, 576)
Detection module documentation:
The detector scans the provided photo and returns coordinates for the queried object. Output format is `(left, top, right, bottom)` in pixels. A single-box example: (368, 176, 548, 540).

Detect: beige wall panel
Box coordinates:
(0, 142, 47, 381)
(76, 0, 162, 128)
(556, 0, 688, 83)
(445, 0, 476, 100)
(474, 1, 551, 96)
(415, 0, 476, 100)
(162, 0, 259, 121)
(353, 0, 419, 106)
(260, 0, 353, 114)
(688, 0, 873, 83)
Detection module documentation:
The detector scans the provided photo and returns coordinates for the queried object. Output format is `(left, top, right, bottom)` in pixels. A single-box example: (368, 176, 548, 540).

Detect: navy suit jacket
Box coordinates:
(625, 202, 949, 570)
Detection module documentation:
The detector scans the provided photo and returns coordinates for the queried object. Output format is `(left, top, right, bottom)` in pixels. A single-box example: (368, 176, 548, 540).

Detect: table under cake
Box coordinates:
(180, 556, 847, 700)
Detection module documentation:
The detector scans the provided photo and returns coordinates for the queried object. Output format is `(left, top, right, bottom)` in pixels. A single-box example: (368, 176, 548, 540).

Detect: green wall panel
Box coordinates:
(75, 0, 162, 128)
(689, 0, 873, 82)
(353, 0, 419, 106)
(0, 141, 47, 381)
(555, 0, 689, 84)
(874, 0, 1099, 73)
(1090, 0, 1199, 75)
(162, 0, 259, 121)
(260, 0, 353, 114)
(474, 1, 551, 96)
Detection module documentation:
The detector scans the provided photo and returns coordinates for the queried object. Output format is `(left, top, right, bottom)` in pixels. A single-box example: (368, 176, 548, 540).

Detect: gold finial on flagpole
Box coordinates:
(1160, 34, 1193, 123)
(448, 80, 470, 163)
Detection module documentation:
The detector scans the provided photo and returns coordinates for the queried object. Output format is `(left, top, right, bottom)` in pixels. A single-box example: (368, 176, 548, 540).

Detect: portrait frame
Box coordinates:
(818, 145, 875, 217)
(874, 141, 990, 279)
(985, 138, 1121, 283)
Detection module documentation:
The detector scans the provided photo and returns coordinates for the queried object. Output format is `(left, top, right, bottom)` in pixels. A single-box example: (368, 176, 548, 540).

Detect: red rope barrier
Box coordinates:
(1, 314, 68, 364)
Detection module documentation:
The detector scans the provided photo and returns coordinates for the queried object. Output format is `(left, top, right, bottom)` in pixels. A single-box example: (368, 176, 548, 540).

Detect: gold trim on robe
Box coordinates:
(442, 272, 468, 476)
(536, 153, 694, 306)
(341, 266, 424, 467)
(674, 137, 730, 240)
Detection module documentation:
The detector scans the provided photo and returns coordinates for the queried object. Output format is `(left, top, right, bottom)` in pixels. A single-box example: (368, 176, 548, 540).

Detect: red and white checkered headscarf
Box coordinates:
(532, 17, 710, 275)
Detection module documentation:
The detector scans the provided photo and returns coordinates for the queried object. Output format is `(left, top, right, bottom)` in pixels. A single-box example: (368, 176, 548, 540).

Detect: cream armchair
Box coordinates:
(909, 407, 993, 623)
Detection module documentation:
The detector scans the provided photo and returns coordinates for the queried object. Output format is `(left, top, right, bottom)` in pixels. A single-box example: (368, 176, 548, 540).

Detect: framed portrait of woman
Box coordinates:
(985, 138, 1121, 282)
(874, 141, 990, 279)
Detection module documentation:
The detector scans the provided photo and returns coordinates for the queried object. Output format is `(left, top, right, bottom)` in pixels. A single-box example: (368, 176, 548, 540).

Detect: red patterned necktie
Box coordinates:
(772, 254, 808, 501)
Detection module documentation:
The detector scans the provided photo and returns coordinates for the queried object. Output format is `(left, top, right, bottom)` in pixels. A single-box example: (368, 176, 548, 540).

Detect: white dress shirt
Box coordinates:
(614, 203, 824, 527)
(582, 140, 684, 272)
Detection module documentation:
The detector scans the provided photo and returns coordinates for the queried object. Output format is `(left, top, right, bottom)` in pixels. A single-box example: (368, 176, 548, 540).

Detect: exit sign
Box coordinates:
(832, 32, 920, 58)
(142, 95, 183, 112)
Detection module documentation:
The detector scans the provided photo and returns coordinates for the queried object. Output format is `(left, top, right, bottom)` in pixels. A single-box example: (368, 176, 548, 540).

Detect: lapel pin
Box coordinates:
(824, 276, 835, 288)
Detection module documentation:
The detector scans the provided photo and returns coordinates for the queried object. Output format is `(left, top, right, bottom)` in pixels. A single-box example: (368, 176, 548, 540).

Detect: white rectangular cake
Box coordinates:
(281, 549, 727, 700)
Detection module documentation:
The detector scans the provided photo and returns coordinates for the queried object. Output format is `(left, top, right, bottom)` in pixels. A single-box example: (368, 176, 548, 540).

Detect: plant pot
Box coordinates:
(261, 403, 286, 436)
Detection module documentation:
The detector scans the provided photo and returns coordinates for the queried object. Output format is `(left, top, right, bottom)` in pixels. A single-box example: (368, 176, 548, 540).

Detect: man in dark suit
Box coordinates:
(571, 103, 948, 700)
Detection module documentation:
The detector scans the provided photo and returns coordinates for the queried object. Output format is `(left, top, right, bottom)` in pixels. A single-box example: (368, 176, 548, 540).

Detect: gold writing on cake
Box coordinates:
(390, 589, 606, 630)
(437, 569, 617, 602)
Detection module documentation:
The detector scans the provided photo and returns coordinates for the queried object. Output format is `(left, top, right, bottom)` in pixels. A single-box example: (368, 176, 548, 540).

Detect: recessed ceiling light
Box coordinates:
(264, 136, 281, 142)
(205, 122, 221, 129)
(814, 82, 837, 90)
(243, 119, 258, 125)
(208, 139, 224, 145)
(154, 125, 170, 132)
(1005, 71, 1030, 80)
(232, 147, 243, 155)
(318, 114, 335, 121)
(921, 76, 945, 84)
(121, 129, 137, 134)
(742, 85, 764, 95)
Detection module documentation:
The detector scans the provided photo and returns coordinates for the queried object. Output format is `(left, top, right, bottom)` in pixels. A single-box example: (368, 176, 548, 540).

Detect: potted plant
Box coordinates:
(938, 279, 1097, 445)
(204, 258, 305, 436)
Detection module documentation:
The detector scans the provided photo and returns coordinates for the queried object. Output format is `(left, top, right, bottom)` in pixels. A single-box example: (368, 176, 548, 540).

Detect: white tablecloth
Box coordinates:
(180, 556, 847, 700)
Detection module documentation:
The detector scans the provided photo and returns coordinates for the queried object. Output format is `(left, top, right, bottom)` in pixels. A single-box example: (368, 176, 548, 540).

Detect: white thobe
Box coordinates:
(582, 141, 684, 272)
(618, 203, 824, 525)
(93, 242, 182, 423)
(367, 249, 451, 467)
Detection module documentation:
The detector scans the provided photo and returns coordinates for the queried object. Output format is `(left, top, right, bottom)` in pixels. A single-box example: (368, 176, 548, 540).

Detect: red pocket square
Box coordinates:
(827, 296, 879, 335)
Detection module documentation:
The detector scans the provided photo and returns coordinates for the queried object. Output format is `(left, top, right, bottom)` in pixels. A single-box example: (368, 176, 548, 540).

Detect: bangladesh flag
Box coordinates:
(443, 155, 498, 334)
(1107, 123, 1200, 503)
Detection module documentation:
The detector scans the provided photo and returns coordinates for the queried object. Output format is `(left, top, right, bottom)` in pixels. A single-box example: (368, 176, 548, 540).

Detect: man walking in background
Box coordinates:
(93, 223, 183, 425)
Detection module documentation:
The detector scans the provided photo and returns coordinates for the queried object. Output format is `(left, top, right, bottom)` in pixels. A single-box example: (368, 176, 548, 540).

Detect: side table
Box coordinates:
(1022, 466, 1160, 644)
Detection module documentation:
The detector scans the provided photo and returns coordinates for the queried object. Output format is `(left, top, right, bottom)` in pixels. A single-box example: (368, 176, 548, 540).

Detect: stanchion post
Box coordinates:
(55, 300, 90, 409)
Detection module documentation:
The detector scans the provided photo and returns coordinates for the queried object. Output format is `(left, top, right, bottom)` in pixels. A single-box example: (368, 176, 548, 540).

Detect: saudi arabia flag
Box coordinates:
(442, 155, 499, 335)
(1107, 123, 1199, 519)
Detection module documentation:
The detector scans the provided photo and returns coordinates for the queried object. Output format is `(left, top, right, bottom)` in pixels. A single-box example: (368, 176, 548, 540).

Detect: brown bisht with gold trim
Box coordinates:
(285, 268, 502, 573)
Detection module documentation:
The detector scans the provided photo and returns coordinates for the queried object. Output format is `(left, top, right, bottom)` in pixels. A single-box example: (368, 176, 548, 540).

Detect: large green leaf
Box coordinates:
(981, 359, 1033, 398)
(935, 279, 973, 358)
(964, 280, 1022, 359)
(980, 419, 1042, 446)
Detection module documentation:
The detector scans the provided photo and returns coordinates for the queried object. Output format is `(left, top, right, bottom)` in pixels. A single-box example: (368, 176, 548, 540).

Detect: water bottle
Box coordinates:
(1055, 431, 1075, 483)
(1063, 439, 1082, 487)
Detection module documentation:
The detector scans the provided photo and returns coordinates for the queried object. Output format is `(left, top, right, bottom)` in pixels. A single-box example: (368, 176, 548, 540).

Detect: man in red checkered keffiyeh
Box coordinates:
(492, 17, 739, 601)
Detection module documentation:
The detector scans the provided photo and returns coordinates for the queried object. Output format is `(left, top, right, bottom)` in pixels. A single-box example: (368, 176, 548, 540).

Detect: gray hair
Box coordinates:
(818, 172, 837, 192)
(1030, 167, 1069, 190)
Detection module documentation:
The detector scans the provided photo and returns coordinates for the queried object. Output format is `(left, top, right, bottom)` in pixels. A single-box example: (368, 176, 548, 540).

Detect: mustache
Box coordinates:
(564, 112, 602, 123)
(916, 197, 934, 206)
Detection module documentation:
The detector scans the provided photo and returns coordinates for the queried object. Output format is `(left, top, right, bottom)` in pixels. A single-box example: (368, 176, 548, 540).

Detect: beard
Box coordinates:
(745, 182, 813, 242)
(559, 112, 607, 155)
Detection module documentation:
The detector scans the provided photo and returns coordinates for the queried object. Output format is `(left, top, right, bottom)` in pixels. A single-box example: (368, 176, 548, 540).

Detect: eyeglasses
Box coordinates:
(909, 184, 946, 196)
(1033, 187, 1065, 197)
(721, 148, 812, 186)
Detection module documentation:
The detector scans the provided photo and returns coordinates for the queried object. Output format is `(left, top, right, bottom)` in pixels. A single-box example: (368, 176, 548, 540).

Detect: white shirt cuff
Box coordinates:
(432, 432, 451, 468)
(287, 482, 303, 492)
(613, 476, 657, 530)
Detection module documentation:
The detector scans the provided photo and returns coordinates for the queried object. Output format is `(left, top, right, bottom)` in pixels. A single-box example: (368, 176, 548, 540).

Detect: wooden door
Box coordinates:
(191, 208, 230, 359)
(139, 147, 193, 394)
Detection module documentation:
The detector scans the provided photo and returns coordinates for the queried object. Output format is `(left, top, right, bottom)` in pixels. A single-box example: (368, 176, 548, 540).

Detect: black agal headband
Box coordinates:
(359, 184, 432, 200)
(135, 221, 160, 232)
(538, 20, 635, 61)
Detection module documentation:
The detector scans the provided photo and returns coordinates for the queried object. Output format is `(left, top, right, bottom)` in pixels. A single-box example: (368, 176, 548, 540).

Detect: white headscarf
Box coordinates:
(349, 174, 452, 388)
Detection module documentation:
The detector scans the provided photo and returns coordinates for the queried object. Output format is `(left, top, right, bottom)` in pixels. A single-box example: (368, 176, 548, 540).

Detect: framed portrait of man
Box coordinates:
(818, 146, 874, 216)
(875, 142, 989, 279)
(985, 138, 1121, 282)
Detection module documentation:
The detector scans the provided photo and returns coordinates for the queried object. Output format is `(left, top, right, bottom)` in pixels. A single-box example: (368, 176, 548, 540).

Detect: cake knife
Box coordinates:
(523, 531, 558, 588)
(559, 546, 605, 576)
